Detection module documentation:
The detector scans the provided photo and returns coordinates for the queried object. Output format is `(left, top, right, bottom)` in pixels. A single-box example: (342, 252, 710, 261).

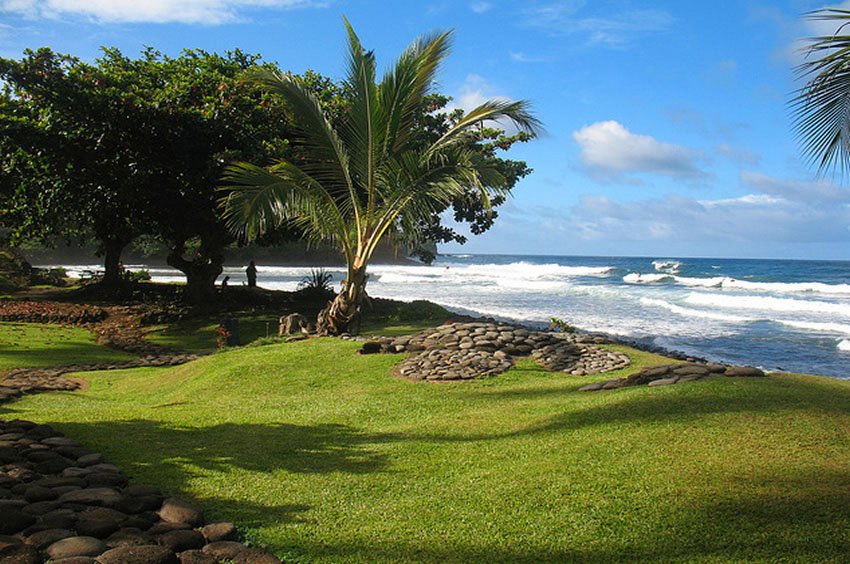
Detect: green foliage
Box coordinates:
(5, 336, 850, 562)
(294, 268, 335, 302)
(549, 316, 576, 333)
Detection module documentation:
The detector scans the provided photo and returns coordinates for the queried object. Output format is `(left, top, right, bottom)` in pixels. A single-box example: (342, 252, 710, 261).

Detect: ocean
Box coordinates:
(56, 255, 850, 378)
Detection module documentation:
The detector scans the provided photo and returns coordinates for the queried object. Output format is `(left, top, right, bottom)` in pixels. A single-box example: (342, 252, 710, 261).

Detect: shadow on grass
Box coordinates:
(274, 468, 850, 562)
(50, 420, 390, 481)
(414, 374, 850, 443)
(0, 342, 134, 370)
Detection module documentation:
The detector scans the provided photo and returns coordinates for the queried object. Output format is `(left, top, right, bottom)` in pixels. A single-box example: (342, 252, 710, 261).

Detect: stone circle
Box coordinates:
(361, 321, 630, 381)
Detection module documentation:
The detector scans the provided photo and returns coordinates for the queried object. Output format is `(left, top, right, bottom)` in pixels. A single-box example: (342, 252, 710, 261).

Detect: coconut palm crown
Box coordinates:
(792, 8, 850, 176)
(219, 19, 541, 334)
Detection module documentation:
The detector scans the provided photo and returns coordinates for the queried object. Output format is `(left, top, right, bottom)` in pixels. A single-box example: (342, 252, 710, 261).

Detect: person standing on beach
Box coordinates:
(246, 261, 257, 288)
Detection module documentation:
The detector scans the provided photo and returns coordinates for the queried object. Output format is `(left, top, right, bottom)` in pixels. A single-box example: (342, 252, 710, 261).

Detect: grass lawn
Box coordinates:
(3, 336, 850, 562)
(0, 321, 136, 370)
(146, 314, 282, 353)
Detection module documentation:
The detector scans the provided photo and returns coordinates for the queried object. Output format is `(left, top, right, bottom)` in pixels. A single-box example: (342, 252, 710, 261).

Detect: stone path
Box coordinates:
(359, 321, 630, 381)
(0, 418, 281, 563)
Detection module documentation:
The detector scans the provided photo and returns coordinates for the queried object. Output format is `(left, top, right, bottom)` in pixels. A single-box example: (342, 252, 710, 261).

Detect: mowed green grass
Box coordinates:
(4, 338, 850, 562)
(0, 322, 135, 370)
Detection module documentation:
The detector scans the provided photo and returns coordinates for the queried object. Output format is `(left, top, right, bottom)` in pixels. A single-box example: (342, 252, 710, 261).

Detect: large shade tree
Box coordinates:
(220, 21, 540, 334)
(792, 8, 850, 175)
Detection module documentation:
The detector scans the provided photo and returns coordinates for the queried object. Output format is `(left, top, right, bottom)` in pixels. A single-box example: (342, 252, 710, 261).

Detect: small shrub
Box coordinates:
(549, 316, 576, 333)
(294, 268, 335, 301)
(215, 325, 231, 349)
(125, 269, 152, 283)
(390, 300, 450, 322)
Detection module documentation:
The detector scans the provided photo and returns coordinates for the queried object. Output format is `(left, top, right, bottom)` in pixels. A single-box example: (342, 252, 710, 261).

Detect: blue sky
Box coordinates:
(2, 0, 849, 260)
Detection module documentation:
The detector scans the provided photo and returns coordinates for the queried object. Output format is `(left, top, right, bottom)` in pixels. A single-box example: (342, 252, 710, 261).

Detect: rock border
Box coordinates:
(578, 362, 766, 391)
(0, 419, 281, 563)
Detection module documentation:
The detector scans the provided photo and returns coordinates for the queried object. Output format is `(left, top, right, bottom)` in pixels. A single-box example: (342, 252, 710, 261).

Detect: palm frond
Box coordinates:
(219, 161, 354, 260)
(245, 66, 362, 224)
(792, 8, 850, 175)
(429, 99, 543, 156)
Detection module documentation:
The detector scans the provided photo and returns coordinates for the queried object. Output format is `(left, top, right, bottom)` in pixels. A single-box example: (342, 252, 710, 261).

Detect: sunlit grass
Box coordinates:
(4, 336, 850, 562)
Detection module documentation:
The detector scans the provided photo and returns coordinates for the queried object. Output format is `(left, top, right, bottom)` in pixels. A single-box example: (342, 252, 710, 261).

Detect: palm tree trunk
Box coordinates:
(317, 265, 367, 335)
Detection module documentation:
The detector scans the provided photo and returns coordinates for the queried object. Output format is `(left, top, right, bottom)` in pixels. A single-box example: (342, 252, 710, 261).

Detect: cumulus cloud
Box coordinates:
(522, 2, 672, 47)
(740, 170, 847, 202)
(0, 0, 326, 24)
(469, 1, 490, 14)
(550, 171, 850, 252)
(572, 120, 708, 182)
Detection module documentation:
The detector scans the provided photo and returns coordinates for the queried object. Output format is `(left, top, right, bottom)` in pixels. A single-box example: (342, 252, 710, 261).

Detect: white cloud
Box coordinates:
(469, 1, 490, 14)
(543, 171, 850, 250)
(740, 170, 848, 202)
(572, 120, 708, 182)
(0, 0, 326, 24)
(510, 51, 546, 63)
(522, 2, 672, 47)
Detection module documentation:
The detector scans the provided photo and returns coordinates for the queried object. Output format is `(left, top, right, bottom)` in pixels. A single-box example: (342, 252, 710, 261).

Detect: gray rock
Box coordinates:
(201, 541, 248, 560)
(97, 545, 178, 564)
(156, 529, 205, 552)
(200, 522, 237, 543)
(0, 507, 35, 534)
(58, 488, 121, 507)
(24, 527, 74, 550)
(156, 499, 203, 528)
(46, 536, 107, 559)
(648, 377, 679, 387)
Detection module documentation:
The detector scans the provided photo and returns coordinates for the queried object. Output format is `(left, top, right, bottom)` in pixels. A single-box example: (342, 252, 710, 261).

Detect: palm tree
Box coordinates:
(792, 8, 850, 175)
(219, 19, 541, 335)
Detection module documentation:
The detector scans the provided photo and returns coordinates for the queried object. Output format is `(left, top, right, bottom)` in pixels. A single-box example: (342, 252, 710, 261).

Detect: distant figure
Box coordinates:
(246, 261, 257, 288)
(221, 276, 230, 289)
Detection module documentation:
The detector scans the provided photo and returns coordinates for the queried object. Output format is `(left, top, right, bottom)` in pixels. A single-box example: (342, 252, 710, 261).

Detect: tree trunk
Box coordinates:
(316, 266, 367, 335)
(101, 240, 126, 286)
(167, 236, 224, 305)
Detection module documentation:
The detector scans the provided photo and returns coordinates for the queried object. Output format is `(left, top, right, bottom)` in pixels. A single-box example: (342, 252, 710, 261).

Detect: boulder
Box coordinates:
(46, 536, 107, 559)
(97, 545, 178, 564)
(158, 497, 204, 527)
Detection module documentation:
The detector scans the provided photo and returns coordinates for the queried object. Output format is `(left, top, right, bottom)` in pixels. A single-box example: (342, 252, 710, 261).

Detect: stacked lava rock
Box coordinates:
(0, 419, 281, 563)
(578, 362, 766, 392)
(360, 322, 630, 382)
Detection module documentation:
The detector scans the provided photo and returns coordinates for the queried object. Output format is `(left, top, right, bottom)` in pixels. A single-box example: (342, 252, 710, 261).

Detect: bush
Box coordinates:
(389, 300, 450, 322)
(294, 268, 335, 301)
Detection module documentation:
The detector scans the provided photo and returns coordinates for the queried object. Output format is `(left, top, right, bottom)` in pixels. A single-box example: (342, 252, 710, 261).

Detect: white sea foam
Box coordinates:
(777, 320, 850, 336)
(640, 298, 753, 322)
(652, 260, 682, 274)
(623, 272, 673, 284)
(685, 292, 850, 317)
(627, 271, 850, 296)
(839, 340, 850, 352)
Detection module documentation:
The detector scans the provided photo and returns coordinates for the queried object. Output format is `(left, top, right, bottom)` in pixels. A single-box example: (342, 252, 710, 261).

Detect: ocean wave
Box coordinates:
(623, 273, 674, 284)
(685, 292, 850, 317)
(839, 340, 850, 352)
(640, 298, 753, 322)
(777, 320, 850, 336)
(626, 271, 850, 295)
(652, 260, 682, 274)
